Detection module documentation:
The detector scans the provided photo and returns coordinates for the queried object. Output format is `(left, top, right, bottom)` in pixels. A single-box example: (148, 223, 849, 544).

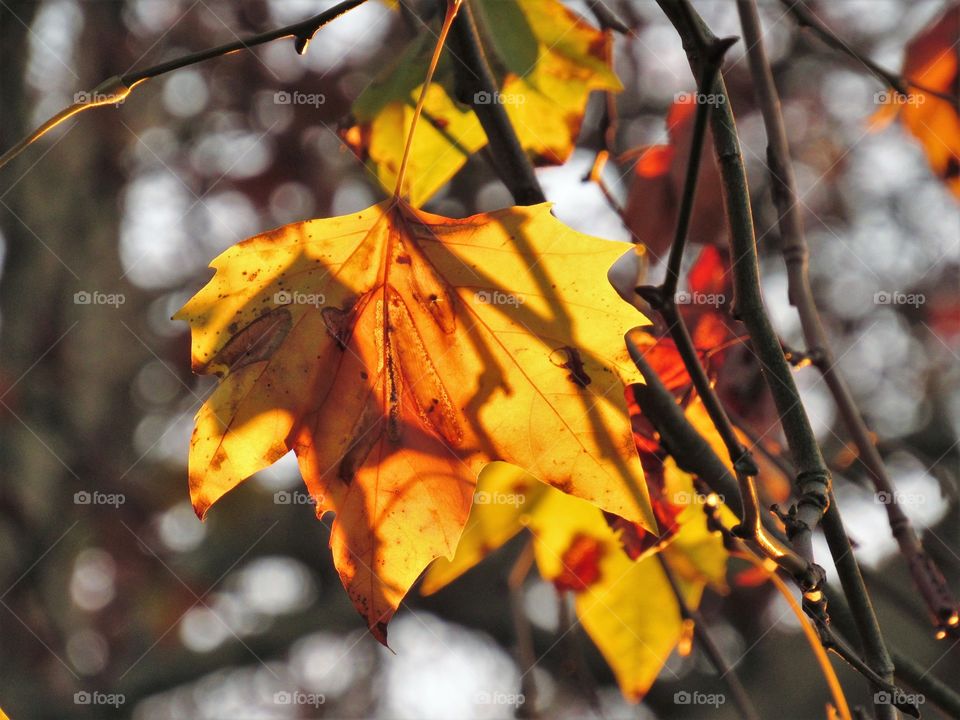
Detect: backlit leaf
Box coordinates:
(344, 0, 621, 206)
(874, 5, 960, 198)
(175, 199, 654, 643)
(423, 409, 729, 701)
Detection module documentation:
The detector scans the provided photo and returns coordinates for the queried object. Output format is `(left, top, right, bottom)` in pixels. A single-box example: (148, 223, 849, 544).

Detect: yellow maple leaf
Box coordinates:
(423, 452, 728, 701)
(345, 0, 621, 206)
(175, 199, 654, 642)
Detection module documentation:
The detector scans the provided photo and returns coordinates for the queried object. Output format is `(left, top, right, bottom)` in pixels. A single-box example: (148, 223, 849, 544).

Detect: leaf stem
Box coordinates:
(394, 0, 464, 199)
(737, 0, 959, 639)
(0, 0, 370, 171)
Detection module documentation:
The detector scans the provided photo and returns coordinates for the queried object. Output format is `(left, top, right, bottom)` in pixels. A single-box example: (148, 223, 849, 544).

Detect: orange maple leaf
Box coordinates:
(623, 97, 728, 258)
(875, 5, 960, 198)
(174, 199, 656, 643)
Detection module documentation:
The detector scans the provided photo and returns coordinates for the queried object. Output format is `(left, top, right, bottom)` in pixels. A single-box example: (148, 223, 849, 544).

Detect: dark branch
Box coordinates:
(738, 0, 959, 639)
(447, 0, 546, 205)
(657, 554, 761, 720)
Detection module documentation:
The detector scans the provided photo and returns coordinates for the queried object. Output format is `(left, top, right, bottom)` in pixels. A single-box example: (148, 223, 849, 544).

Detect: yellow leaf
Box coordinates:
(421, 461, 546, 594)
(175, 200, 654, 642)
(528, 463, 726, 701)
(425, 456, 728, 701)
(344, 0, 621, 206)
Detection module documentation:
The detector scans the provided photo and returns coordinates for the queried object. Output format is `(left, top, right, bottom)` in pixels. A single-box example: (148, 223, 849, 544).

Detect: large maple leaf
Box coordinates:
(175, 199, 656, 642)
(343, 0, 621, 206)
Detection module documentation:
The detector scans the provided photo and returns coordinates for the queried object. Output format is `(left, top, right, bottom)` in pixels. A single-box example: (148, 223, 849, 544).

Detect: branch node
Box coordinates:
(634, 284, 666, 311)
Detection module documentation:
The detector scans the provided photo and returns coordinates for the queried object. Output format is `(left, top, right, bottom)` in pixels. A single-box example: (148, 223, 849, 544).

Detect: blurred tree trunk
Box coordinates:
(0, 2, 149, 716)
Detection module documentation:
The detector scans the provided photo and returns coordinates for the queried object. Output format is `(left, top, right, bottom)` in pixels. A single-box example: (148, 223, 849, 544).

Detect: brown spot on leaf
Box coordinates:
(204, 308, 292, 376)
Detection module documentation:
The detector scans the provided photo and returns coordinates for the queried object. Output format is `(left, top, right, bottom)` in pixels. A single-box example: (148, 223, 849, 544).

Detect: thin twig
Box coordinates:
(891, 647, 960, 719)
(779, 0, 957, 103)
(586, 0, 630, 34)
(447, 0, 546, 205)
(0, 0, 370, 170)
(657, 2, 896, 715)
(626, 336, 819, 588)
(656, 553, 761, 720)
(730, 548, 852, 720)
(738, 0, 959, 639)
(508, 538, 539, 719)
(814, 624, 922, 719)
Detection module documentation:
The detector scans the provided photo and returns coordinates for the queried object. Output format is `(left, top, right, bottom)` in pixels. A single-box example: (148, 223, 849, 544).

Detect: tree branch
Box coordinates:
(779, 0, 957, 104)
(737, 0, 959, 640)
(447, 0, 546, 205)
(0, 0, 370, 171)
(656, 1, 897, 715)
(626, 336, 819, 588)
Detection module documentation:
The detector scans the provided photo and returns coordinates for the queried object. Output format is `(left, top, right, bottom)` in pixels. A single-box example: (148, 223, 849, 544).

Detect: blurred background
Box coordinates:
(0, 0, 958, 718)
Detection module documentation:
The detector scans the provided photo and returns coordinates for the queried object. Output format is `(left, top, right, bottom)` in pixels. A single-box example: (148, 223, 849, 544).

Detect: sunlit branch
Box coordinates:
(0, 0, 370, 171)
(731, 550, 852, 720)
(625, 336, 820, 590)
